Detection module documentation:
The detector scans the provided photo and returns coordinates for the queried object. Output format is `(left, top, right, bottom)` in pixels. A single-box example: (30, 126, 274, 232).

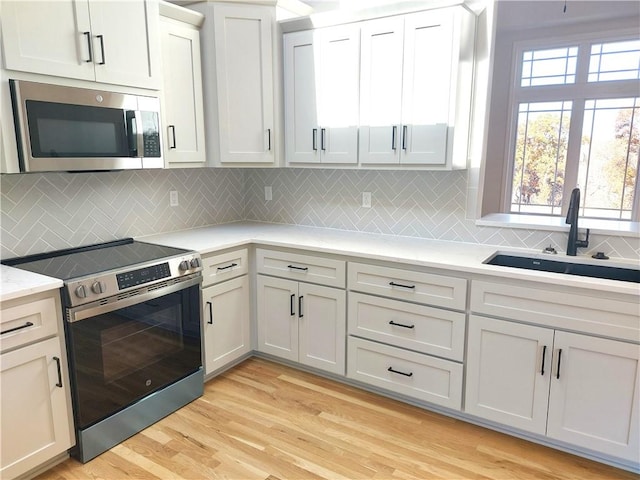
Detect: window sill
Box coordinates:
(476, 214, 640, 238)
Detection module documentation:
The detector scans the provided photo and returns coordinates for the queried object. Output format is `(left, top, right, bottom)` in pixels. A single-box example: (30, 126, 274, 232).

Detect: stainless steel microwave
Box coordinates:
(9, 80, 163, 172)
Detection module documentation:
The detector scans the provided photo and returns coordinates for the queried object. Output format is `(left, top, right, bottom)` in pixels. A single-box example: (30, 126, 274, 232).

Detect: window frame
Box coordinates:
(501, 29, 640, 221)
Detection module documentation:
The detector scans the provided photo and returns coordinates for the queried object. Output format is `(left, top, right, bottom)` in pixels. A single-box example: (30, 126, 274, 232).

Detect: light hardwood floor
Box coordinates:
(36, 358, 636, 480)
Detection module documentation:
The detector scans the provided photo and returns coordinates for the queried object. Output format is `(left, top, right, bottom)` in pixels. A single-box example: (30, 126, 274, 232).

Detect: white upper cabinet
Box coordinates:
(1, 0, 161, 89)
(193, 2, 277, 166)
(359, 7, 475, 168)
(160, 8, 206, 167)
(284, 25, 359, 165)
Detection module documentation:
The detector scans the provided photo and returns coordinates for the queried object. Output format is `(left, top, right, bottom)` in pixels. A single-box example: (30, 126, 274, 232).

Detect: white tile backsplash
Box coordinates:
(2, 167, 638, 260)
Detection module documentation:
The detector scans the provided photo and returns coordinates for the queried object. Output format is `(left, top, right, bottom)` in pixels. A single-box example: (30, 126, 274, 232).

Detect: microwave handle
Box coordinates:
(125, 110, 141, 156)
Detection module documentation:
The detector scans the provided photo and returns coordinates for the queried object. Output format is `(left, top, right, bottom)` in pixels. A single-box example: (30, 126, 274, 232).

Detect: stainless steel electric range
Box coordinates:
(3, 238, 204, 462)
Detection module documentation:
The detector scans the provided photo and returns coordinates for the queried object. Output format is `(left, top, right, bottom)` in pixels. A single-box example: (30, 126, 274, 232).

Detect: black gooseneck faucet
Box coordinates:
(565, 187, 590, 256)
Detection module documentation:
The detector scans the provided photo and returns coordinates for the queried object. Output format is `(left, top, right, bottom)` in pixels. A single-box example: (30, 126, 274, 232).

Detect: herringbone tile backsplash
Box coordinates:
(1, 169, 244, 258)
(1, 168, 638, 260)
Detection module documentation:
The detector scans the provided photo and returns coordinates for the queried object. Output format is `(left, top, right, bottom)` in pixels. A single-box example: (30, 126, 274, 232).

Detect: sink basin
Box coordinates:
(485, 254, 640, 283)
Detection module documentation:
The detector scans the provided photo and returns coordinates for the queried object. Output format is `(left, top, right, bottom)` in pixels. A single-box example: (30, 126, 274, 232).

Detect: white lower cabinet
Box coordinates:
(200, 249, 250, 376)
(256, 275, 346, 375)
(0, 290, 73, 480)
(465, 315, 640, 464)
(348, 336, 462, 409)
(202, 276, 250, 375)
(346, 261, 466, 411)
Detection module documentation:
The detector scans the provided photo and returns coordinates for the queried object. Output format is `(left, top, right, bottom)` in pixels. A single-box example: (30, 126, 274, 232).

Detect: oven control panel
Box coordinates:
(65, 253, 203, 307)
(117, 262, 171, 290)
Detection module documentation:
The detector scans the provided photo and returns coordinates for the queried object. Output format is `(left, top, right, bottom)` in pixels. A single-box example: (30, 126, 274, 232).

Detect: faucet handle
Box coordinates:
(577, 228, 590, 248)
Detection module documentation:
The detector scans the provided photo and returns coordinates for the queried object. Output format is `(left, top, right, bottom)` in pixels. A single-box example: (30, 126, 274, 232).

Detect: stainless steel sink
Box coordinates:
(484, 253, 640, 283)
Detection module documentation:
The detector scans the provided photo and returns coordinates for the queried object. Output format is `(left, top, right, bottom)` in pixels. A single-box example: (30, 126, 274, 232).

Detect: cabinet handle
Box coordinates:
(298, 296, 304, 318)
(267, 129, 272, 151)
(1, 321, 34, 335)
(321, 128, 326, 151)
(96, 34, 106, 65)
(389, 320, 415, 329)
(389, 281, 415, 290)
(217, 263, 238, 271)
(388, 366, 413, 377)
(402, 125, 407, 150)
(540, 345, 547, 375)
(168, 125, 177, 149)
(290, 294, 296, 316)
(312, 128, 318, 151)
(391, 125, 397, 150)
(206, 301, 213, 324)
(83, 31, 93, 63)
(556, 348, 562, 379)
(287, 264, 309, 272)
(53, 356, 63, 388)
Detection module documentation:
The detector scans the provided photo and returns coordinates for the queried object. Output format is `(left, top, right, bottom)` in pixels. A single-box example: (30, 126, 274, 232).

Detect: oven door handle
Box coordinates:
(67, 275, 202, 323)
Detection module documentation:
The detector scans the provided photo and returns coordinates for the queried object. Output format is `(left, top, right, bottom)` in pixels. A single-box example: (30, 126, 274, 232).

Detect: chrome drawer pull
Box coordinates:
(389, 320, 415, 329)
(389, 281, 415, 289)
(1, 321, 34, 335)
(388, 366, 413, 377)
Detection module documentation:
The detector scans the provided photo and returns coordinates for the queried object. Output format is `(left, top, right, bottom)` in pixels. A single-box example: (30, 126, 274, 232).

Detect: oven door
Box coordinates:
(65, 276, 202, 429)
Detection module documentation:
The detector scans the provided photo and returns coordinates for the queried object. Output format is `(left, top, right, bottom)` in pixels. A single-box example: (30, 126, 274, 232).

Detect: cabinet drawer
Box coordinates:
(470, 280, 640, 342)
(348, 262, 466, 310)
(1, 291, 61, 353)
(348, 292, 465, 361)
(347, 336, 462, 410)
(202, 249, 248, 286)
(256, 248, 345, 288)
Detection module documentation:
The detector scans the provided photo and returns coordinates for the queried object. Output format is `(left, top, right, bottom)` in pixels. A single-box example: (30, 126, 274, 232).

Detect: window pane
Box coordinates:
(521, 46, 578, 87)
(588, 40, 640, 82)
(578, 97, 639, 219)
(511, 102, 572, 214)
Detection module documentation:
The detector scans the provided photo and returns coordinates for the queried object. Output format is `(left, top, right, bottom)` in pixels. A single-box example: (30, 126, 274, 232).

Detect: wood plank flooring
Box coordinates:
(36, 358, 636, 480)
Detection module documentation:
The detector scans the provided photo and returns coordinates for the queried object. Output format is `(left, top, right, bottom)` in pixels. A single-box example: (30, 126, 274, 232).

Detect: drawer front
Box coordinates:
(256, 248, 345, 288)
(348, 292, 465, 361)
(1, 292, 61, 353)
(348, 262, 467, 310)
(470, 280, 640, 342)
(347, 336, 462, 410)
(202, 248, 248, 286)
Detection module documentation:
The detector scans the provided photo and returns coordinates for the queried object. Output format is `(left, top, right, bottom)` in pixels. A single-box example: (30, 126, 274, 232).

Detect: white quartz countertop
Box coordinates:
(139, 221, 640, 296)
(2, 222, 637, 302)
(0, 264, 63, 302)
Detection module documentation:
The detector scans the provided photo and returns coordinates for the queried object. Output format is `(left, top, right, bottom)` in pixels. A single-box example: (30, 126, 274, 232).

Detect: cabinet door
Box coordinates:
(1, 337, 73, 480)
(401, 10, 452, 165)
(213, 4, 275, 164)
(359, 17, 404, 165)
(465, 315, 554, 435)
(1, 0, 94, 81)
(284, 30, 320, 164)
(161, 19, 206, 166)
(89, 0, 161, 89)
(202, 276, 250, 375)
(298, 283, 346, 375)
(256, 276, 298, 361)
(318, 25, 359, 164)
(547, 332, 640, 462)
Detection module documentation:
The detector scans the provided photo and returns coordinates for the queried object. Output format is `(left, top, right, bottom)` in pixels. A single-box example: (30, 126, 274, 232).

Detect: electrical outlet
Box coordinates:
(362, 192, 372, 208)
(265, 186, 272, 201)
(170, 190, 179, 207)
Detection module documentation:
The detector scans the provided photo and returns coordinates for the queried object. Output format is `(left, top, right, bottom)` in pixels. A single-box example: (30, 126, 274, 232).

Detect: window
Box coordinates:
(507, 38, 640, 221)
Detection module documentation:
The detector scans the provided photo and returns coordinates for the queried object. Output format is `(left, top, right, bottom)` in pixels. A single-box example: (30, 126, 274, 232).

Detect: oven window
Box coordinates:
(26, 100, 129, 157)
(66, 285, 201, 428)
